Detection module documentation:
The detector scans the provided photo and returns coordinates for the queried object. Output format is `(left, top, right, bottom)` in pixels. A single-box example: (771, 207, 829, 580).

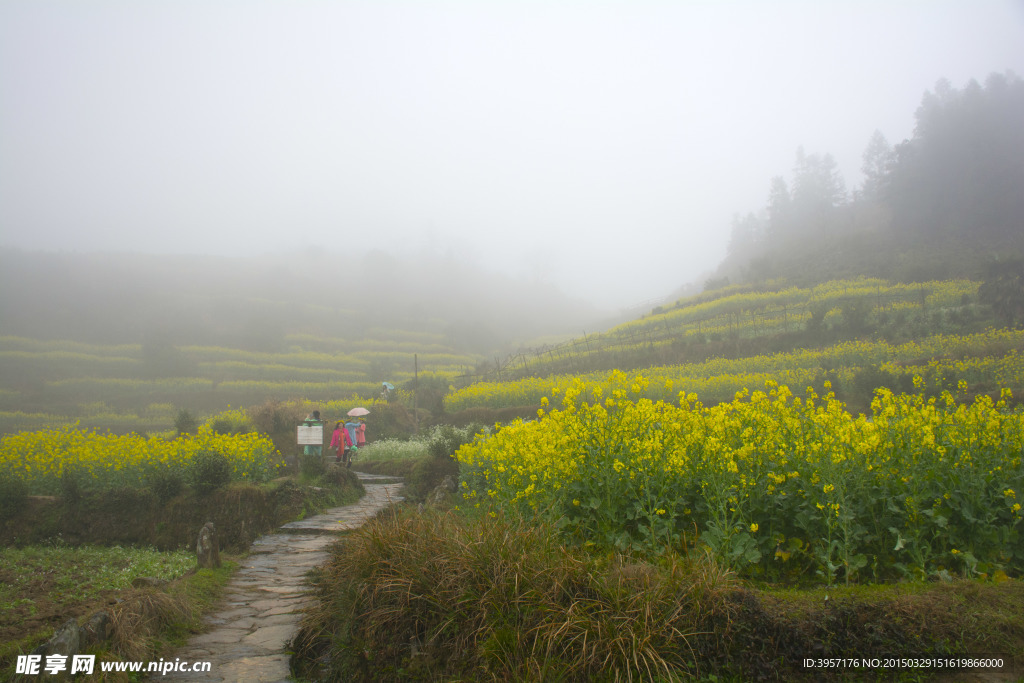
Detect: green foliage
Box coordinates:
(0, 542, 234, 678)
(203, 407, 252, 435)
(189, 449, 232, 496)
(60, 465, 83, 508)
(840, 297, 870, 334)
(401, 425, 477, 502)
(174, 408, 198, 435)
(209, 418, 232, 435)
(405, 373, 451, 417)
(148, 466, 185, 504)
(0, 470, 26, 521)
(300, 452, 326, 479)
(979, 258, 1024, 328)
(365, 402, 416, 441)
(0, 544, 194, 607)
(425, 424, 467, 460)
(317, 463, 364, 492)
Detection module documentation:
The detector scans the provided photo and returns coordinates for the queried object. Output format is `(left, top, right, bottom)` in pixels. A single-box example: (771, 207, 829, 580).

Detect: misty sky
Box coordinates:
(2, 2, 1023, 310)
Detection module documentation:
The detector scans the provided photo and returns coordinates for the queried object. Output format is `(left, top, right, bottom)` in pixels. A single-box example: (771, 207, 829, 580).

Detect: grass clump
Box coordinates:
(110, 560, 237, 660)
(294, 508, 734, 682)
(294, 507, 1024, 681)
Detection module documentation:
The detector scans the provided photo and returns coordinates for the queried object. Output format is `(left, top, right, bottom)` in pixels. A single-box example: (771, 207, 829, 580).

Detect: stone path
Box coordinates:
(153, 474, 403, 682)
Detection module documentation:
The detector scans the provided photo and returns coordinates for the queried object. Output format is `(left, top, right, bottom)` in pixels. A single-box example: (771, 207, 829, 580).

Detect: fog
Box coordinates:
(0, 247, 609, 355)
(2, 1, 1023, 310)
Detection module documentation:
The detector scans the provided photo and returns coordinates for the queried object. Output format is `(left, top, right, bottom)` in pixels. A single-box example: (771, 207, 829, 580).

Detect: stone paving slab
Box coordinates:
(280, 481, 403, 533)
(150, 475, 402, 682)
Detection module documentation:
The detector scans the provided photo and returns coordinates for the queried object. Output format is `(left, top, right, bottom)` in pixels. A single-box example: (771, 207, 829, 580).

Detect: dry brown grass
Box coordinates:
(295, 508, 741, 682)
(294, 506, 1024, 682)
(107, 589, 192, 661)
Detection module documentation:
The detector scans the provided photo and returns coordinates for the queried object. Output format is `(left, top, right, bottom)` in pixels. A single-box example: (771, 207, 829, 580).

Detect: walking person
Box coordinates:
(345, 420, 360, 466)
(302, 410, 324, 458)
(355, 419, 366, 448)
(330, 421, 352, 464)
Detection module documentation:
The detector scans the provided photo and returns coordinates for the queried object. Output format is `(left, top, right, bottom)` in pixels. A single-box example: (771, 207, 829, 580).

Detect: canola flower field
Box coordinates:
(457, 373, 1024, 584)
(0, 424, 279, 495)
(501, 278, 981, 379)
(615, 278, 977, 339)
(445, 329, 1024, 412)
(0, 330, 479, 436)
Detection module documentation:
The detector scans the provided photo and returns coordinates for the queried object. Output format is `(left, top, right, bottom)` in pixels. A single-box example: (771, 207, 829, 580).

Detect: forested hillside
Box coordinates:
(717, 72, 1024, 286)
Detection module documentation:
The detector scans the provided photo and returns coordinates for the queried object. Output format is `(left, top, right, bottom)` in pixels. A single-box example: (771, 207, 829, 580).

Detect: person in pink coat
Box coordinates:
(330, 421, 353, 464)
(355, 419, 366, 448)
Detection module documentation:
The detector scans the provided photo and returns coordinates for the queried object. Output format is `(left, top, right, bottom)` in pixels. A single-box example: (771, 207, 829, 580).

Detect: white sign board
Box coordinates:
(297, 425, 323, 445)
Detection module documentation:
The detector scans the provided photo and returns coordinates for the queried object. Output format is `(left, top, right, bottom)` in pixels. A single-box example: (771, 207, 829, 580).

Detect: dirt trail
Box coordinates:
(152, 473, 403, 682)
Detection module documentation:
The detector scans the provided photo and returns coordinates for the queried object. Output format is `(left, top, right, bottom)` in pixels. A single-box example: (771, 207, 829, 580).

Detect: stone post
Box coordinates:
(196, 521, 222, 569)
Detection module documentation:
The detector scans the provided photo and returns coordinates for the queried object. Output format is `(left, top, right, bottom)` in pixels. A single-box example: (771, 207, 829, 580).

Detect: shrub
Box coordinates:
(247, 400, 308, 455)
(403, 425, 474, 501)
(301, 452, 326, 479)
(406, 456, 459, 502)
(202, 408, 253, 436)
(210, 418, 232, 435)
(60, 466, 83, 508)
(0, 470, 27, 520)
(189, 450, 232, 496)
(365, 403, 415, 441)
(149, 467, 185, 504)
(426, 425, 464, 460)
(174, 409, 198, 435)
(319, 463, 365, 493)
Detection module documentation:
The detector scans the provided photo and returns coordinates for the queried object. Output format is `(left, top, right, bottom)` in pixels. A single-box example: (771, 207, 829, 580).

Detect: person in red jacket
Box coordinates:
(330, 421, 352, 464)
(356, 419, 366, 448)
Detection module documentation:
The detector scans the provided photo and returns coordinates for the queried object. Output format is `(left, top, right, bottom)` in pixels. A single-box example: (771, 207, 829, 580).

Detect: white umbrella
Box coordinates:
(347, 407, 370, 417)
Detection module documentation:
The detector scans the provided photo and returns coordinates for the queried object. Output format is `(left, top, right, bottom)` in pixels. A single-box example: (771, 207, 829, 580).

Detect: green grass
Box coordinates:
(0, 544, 211, 677)
(0, 544, 194, 614)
